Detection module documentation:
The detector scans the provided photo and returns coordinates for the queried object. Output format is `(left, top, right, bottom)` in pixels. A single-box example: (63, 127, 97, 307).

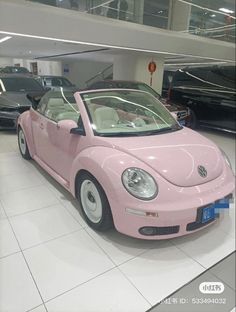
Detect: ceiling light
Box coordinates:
(0, 36, 12, 43)
(219, 8, 234, 14)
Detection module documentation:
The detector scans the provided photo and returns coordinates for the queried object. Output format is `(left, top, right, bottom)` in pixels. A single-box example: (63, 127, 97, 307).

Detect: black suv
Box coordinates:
(168, 65, 236, 133)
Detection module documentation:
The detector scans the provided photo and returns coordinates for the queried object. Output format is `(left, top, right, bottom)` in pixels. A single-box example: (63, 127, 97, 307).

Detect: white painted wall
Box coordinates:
(62, 60, 112, 89)
(0, 57, 14, 67)
(113, 55, 164, 94)
(37, 60, 62, 75)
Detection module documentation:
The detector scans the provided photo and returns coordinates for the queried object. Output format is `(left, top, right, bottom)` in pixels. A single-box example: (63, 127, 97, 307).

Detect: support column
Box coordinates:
(169, 0, 191, 31)
(133, 0, 145, 24)
(113, 54, 165, 94)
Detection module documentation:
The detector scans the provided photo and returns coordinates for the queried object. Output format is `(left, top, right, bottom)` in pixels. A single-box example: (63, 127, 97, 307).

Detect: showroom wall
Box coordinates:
(113, 55, 165, 94)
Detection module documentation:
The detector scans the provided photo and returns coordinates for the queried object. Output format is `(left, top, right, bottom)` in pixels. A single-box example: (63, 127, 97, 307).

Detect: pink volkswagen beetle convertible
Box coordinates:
(17, 89, 235, 239)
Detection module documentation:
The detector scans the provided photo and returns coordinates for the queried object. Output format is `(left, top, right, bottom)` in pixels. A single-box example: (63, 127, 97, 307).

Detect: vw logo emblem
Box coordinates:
(198, 165, 207, 178)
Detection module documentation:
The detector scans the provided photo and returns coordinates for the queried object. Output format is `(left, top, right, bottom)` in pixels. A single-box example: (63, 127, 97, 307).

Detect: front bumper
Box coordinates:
(109, 165, 235, 240)
(0, 106, 30, 129)
(0, 111, 20, 129)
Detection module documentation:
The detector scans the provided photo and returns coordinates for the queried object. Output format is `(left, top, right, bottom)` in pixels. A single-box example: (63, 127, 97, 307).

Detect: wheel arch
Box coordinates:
(17, 110, 35, 157)
(69, 147, 124, 204)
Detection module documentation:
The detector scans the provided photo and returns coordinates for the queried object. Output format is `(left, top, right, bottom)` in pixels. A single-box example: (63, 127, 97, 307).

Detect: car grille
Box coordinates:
(0, 119, 16, 128)
(0, 106, 30, 114)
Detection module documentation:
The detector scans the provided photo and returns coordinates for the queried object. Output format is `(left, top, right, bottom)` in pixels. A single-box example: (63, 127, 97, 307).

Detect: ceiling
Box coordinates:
(0, 33, 234, 68)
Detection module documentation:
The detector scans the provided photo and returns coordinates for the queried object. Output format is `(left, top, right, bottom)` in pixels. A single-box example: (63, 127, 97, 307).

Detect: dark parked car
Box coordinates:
(35, 75, 75, 90)
(87, 80, 190, 126)
(0, 74, 45, 129)
(0, 66, 32, 75)
(168, 65, 236, 133)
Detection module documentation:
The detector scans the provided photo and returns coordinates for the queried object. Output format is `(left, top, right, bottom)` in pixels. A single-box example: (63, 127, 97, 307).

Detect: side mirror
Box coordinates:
(27, 92, 47, 109)
(57, 119, 85, 136)
(70, 127, 85, 135)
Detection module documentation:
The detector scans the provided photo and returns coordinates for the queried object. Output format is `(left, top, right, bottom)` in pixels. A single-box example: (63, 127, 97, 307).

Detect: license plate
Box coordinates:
(202, 205, 215, 223)
(214, 197, 230, 209)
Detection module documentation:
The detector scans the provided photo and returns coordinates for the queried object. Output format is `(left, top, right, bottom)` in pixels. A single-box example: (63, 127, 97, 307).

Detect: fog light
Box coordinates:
(139, 227, 156, 236)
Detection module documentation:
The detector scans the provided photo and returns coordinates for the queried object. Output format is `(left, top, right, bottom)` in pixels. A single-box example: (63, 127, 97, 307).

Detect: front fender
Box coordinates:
(70, 146, 125, 199)
(18, 110, 35, 157)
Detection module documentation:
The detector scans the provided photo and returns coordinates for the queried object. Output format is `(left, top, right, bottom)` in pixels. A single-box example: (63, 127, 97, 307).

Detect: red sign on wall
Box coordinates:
(148, 61, 157, 86)
(148, 61, 157, 73)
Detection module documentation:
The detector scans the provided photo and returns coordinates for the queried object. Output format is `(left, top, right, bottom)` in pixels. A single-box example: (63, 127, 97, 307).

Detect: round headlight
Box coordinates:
(122, 168, 158, 200)
(221, 149, 232, 169)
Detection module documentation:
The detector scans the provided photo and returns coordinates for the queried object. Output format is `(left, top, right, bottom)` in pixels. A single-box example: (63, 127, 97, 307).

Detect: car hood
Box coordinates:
(0, 92, 32, 108)
(101, 128, 223, 187)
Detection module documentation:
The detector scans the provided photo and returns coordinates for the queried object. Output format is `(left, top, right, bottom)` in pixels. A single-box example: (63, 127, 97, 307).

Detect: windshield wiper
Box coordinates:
(96, 126, 182, 137)
(98, 132, 142, 137)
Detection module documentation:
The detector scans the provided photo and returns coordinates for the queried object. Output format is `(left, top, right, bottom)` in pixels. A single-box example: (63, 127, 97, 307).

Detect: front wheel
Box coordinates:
(189, 110, 198, 129)
(18, 127, 31, 160)
(76, 172, 113, 231)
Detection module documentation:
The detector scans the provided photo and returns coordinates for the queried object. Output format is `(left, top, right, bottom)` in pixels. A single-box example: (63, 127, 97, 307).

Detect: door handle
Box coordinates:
(39, 123, 44, 130)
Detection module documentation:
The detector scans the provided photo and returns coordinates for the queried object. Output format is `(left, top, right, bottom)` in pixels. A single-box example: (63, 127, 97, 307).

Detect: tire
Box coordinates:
(18, 127, 31, 160)
(76, 172, 113, 231)
(189, 109, 198, 129)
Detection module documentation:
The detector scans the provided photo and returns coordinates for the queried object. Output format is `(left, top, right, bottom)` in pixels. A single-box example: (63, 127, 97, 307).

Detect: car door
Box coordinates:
(32, 90, 82, 182)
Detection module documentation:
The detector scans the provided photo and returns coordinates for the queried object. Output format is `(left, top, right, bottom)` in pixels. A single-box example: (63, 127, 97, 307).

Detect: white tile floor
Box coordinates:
(0, 130, 235, 312)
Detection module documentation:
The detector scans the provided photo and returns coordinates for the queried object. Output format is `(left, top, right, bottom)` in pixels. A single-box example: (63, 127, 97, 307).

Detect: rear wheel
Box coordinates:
(18, 127, 31, 160)
(76, 172, 113, 231)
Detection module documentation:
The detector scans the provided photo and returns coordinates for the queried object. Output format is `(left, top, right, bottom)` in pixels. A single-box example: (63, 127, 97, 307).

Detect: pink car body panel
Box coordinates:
(18, 90, 235, 239)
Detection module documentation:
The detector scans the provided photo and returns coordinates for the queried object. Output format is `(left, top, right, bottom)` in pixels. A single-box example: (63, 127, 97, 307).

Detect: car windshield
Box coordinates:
(2, 77, 44, 92)
(81, 90, 181, 137)
(43, 77, 73, 87)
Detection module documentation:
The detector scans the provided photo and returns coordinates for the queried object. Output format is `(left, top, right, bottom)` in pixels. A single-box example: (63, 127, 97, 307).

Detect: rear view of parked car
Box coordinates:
(35, 75, 75, 90)
(168, 65, 236, 133)
(0, 74, 45, 129)
(0, 66, 32, 76)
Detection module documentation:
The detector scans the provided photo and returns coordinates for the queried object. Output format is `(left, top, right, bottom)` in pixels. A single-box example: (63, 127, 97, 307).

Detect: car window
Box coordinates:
(45, 77, 73, 87)
(41, 90, 80, 123)
(135, 83, 161, 98)
(37, 92, 50, 114)
(1, 77, 44, 92)
(90, 81, 105, 89)
(207, 67, 236, 90)
(1, 67, 29, 74)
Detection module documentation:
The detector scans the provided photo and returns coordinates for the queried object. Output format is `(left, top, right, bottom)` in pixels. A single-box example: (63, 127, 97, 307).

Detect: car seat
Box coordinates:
(56, 111, 80, 123)
(94, 106, 119, 129)
(45, 98, 65, 120)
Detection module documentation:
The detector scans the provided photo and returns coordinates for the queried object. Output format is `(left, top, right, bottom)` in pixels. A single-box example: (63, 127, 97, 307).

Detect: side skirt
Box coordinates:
(34, 155, 70, 191)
